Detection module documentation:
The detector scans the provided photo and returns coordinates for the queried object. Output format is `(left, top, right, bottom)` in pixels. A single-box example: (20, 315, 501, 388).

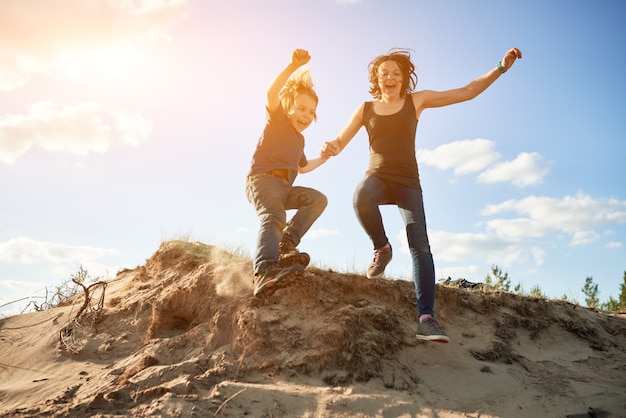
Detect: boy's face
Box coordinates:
(287, 93, 317, 133)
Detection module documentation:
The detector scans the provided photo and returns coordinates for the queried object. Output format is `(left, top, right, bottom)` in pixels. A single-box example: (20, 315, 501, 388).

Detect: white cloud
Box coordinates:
(0, 65, 29, 91)
(530, 246, 546, 266)
(417, 139, 550, 188)
(0, 101, 153, 164)
(303, 228, 340, 240)
(0, 0, 191, 89)
(570, 230, 600, 246)
(480, 218, 547, 240)
(398, 227, 534, 267)
(477, 152, 550, 187)
(0, 236, 117, 264)
(481, 192, 626, 245)
(393, 192, 622, 272)
(417, 138, 500, 175)
(112, 111, 154, 146)
(0, 279, 42, 294)
(428, 230, 533, 265)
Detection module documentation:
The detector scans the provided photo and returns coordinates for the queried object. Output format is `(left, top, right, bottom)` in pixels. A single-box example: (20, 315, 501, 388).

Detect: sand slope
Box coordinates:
(1, 240, 625, 417)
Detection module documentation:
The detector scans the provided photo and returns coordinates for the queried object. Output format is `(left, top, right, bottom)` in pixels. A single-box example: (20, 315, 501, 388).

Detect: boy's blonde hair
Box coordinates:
(280, 67, 318, 121)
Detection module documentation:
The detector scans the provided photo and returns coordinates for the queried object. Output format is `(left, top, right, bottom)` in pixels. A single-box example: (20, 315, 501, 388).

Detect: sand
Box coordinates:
(1, 240, 625, 417)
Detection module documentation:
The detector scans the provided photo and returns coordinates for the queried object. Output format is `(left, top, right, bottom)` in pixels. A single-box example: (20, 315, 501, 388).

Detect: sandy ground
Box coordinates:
(1, 240, 625, 417)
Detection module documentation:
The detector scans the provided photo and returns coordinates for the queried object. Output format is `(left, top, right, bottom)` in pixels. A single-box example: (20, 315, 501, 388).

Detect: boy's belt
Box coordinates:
(268, 169, 289, 180)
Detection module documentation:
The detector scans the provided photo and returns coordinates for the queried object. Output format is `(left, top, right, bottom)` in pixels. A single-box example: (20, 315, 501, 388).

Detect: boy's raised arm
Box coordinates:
(266, 49, 311, 113)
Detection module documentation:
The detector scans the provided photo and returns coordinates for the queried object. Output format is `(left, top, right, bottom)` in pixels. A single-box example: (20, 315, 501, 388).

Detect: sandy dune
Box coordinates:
(1, 240, 625, 417)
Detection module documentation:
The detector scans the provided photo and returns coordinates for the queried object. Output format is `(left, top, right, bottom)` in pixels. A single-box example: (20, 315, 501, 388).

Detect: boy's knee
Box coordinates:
(305, 189, 326, 207)
(309, 191, 327, 216)
(317, 191, 328, 209)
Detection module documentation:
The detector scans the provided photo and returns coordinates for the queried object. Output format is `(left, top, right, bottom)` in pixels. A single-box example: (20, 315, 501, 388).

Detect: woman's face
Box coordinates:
(377, 60, 403, 99)
(287, 93, 317, 133)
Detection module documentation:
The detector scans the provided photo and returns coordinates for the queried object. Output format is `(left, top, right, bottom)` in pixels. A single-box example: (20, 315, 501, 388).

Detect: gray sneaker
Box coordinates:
(416, 317, 449, 343)
(253, 264, 303, 297)
(366, 244, 392, 279)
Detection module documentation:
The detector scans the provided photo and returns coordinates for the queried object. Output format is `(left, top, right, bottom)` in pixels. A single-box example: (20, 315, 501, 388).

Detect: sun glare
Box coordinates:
(88, 42, 142, 75)
(60, 42, 142, 77)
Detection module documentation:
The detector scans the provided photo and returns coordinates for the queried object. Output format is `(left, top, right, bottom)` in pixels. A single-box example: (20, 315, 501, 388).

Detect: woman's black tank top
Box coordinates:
(362, 95, 421, 190)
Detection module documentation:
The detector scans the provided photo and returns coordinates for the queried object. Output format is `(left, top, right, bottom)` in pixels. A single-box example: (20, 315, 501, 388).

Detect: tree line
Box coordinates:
(482, 266, 626, 312)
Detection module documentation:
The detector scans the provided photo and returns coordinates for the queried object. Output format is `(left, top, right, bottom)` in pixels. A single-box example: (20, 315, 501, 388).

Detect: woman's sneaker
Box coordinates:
(416, 317, 449, 343)
(278, 240, 310, 268)
(253, 264, 303, 297)
(366, 243, 392, 279)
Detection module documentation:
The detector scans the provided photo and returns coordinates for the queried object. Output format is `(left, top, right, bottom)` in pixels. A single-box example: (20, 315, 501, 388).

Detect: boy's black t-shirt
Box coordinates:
(248, 106, 307, 185)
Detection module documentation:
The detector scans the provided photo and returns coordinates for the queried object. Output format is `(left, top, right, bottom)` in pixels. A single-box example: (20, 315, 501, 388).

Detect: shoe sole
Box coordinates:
(278, 253, 310, 268)
(416, 334, 450, 343)
(253, 267, 304, 297)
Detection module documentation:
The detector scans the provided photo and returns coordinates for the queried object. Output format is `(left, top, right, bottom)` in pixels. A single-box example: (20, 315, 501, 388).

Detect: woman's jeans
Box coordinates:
(353, 175, 435, 317)
(246, 174, 327, 275)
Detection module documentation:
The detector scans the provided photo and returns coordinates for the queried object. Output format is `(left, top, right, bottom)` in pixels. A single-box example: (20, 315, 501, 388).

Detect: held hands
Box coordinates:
(500, 47, 522, 72)
(319, 141, 338, 159)
(291, 49, 311, 67)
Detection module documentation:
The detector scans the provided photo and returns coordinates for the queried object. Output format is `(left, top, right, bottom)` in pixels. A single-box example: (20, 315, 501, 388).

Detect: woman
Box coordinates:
(320, 47, 522, 342)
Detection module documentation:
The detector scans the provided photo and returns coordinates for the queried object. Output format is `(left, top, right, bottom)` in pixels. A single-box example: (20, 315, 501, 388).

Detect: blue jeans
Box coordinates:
(246, 173, 327, 274)
(353, 175, 435, 317)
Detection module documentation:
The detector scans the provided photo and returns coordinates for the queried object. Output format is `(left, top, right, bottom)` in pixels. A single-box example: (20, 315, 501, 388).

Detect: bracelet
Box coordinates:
(497, 61, 507, 74)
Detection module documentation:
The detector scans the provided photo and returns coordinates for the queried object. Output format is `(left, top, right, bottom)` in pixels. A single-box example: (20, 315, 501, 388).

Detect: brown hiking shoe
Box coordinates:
(366, 243, 392, 279)
(253, 264, 303, 297)
(278, 240, 310, 268)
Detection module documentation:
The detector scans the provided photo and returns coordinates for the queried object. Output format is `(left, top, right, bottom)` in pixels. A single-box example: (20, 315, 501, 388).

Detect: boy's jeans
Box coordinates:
(246, 173, 327, 275)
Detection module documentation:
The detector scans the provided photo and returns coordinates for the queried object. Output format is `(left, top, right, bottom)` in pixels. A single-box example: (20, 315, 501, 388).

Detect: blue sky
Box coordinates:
(1, 0, 625, 316)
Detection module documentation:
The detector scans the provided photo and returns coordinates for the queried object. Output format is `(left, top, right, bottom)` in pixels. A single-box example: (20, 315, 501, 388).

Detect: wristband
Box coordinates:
(497, 61, 507, 74)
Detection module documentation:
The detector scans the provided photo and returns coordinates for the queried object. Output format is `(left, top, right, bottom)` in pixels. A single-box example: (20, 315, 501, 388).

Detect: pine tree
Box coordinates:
(485, 265, 511, 292)
(582, 276, 599, 309)
(619, 271, 626, 311)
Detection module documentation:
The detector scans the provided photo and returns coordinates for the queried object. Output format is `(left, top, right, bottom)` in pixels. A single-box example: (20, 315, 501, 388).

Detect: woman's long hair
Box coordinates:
(368, 48, 418, 99)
